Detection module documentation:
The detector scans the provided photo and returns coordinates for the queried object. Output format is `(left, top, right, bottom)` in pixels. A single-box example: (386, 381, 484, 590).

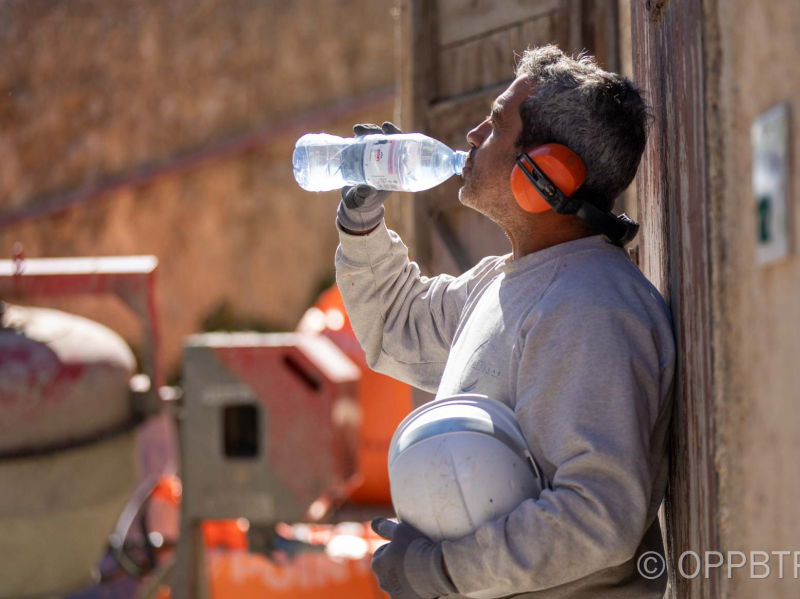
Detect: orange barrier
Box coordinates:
(299, 286, 413, 504)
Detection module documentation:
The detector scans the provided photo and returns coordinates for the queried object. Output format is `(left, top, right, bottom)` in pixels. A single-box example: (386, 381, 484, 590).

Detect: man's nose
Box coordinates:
(466, 120, 489, 148)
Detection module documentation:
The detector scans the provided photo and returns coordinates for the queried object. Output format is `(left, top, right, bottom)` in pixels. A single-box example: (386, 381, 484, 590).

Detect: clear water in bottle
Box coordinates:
(292, 132, 468, 192)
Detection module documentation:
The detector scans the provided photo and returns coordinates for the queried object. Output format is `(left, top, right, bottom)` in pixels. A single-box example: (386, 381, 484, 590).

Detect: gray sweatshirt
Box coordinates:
(335, 223, 675, 598)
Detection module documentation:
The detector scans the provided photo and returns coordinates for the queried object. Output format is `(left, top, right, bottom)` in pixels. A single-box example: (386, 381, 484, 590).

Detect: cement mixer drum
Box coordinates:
(0, 303, 139, 598)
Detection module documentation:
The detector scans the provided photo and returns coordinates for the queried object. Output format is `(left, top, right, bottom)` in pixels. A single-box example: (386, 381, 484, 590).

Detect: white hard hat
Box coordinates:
(388, 394, 545, 544)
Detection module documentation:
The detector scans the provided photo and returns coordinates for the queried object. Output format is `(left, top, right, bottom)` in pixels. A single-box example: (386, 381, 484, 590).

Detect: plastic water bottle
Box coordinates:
(292, 132, 468, 192)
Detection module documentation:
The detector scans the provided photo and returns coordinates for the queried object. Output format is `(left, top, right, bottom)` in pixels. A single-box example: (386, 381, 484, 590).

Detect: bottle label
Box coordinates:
(363, 138, 403, 189)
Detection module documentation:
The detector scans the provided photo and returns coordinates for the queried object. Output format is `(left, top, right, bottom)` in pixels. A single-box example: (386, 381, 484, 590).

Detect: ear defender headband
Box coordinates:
(510, 144, 639, 246)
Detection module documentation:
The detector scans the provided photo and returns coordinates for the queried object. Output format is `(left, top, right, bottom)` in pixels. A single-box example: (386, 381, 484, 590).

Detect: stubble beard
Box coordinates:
(460, 182, 525, 247)
(458, 171, 491, 215)
(458, 173, 507, 221)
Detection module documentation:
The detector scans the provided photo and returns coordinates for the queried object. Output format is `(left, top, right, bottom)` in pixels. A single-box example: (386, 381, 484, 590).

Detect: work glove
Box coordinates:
(336, 121, 402, 233)
(371, 517, 457, 599)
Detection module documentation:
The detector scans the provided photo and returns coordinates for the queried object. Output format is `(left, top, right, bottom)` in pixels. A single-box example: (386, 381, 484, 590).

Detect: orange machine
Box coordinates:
(165, 285, 410, 598)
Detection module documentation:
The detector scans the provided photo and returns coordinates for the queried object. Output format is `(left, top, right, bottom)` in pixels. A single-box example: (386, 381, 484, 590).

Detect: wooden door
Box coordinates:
(395, 0, 621, 275)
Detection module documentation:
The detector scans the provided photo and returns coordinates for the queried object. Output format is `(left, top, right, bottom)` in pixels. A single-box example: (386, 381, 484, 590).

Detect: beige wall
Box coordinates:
(0, 0, 396, 376)
(711, 1, 800, 596)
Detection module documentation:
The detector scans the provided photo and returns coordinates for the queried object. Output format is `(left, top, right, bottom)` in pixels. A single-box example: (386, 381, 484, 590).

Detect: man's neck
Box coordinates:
(506, 214, 595, 259)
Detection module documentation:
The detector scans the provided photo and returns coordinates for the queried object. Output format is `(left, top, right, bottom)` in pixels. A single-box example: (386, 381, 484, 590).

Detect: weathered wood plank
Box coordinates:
(437, 0, 561, 46)
(397, 0, 440, 263)
(438, 21, 522, 99)
(438, 13, 560, 99)
(519, 10, 562, 50)
(584, 0, 620, 72)
(631, 1, 720, 598)
(427, 82, 512, 146)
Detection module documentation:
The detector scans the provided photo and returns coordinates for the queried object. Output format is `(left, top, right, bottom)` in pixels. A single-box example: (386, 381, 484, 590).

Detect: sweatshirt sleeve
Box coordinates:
(441, 293, 674, 595)
(335, 222, 494, 393)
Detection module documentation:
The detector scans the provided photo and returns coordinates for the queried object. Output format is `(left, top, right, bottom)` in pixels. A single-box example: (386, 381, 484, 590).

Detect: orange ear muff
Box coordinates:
(510, 144, 587, 213)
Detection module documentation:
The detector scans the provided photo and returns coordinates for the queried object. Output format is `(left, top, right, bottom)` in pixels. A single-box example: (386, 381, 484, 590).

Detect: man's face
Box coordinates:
(459, 76, 536, 221)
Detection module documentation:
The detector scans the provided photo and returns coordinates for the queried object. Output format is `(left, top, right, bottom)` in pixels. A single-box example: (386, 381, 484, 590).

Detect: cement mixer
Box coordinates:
(0, 303, 141, 597)
(0, 255, 163, 598)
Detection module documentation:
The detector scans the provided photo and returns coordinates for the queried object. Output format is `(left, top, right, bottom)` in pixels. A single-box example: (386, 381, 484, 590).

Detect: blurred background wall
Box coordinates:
(710, 2, 800, 597)
(0, 0, 396, 379)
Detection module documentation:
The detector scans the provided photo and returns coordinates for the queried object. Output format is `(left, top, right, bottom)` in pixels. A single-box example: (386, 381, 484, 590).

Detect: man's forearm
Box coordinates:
(335, 223, 471, 392)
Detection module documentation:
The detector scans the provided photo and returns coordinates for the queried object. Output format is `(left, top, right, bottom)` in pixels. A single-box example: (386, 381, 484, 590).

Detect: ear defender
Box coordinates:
(510, 144, 587, 213)
(509, 143, 640, 246)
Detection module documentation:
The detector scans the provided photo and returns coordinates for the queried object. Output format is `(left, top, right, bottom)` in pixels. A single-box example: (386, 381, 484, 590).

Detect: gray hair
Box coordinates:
(515, 45, 649, 212)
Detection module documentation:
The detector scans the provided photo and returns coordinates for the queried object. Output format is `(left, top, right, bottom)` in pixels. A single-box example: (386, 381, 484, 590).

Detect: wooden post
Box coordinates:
(630, 1, 721, 597)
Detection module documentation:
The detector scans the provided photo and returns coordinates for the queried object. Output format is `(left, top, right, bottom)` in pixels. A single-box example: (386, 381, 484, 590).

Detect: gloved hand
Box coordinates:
(371, 517, 457, 599)
(336, 121, 402, 234)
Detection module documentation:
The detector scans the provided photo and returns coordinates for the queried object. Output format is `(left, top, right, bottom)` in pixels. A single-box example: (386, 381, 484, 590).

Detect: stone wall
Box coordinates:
(0, 0, 396, 377)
